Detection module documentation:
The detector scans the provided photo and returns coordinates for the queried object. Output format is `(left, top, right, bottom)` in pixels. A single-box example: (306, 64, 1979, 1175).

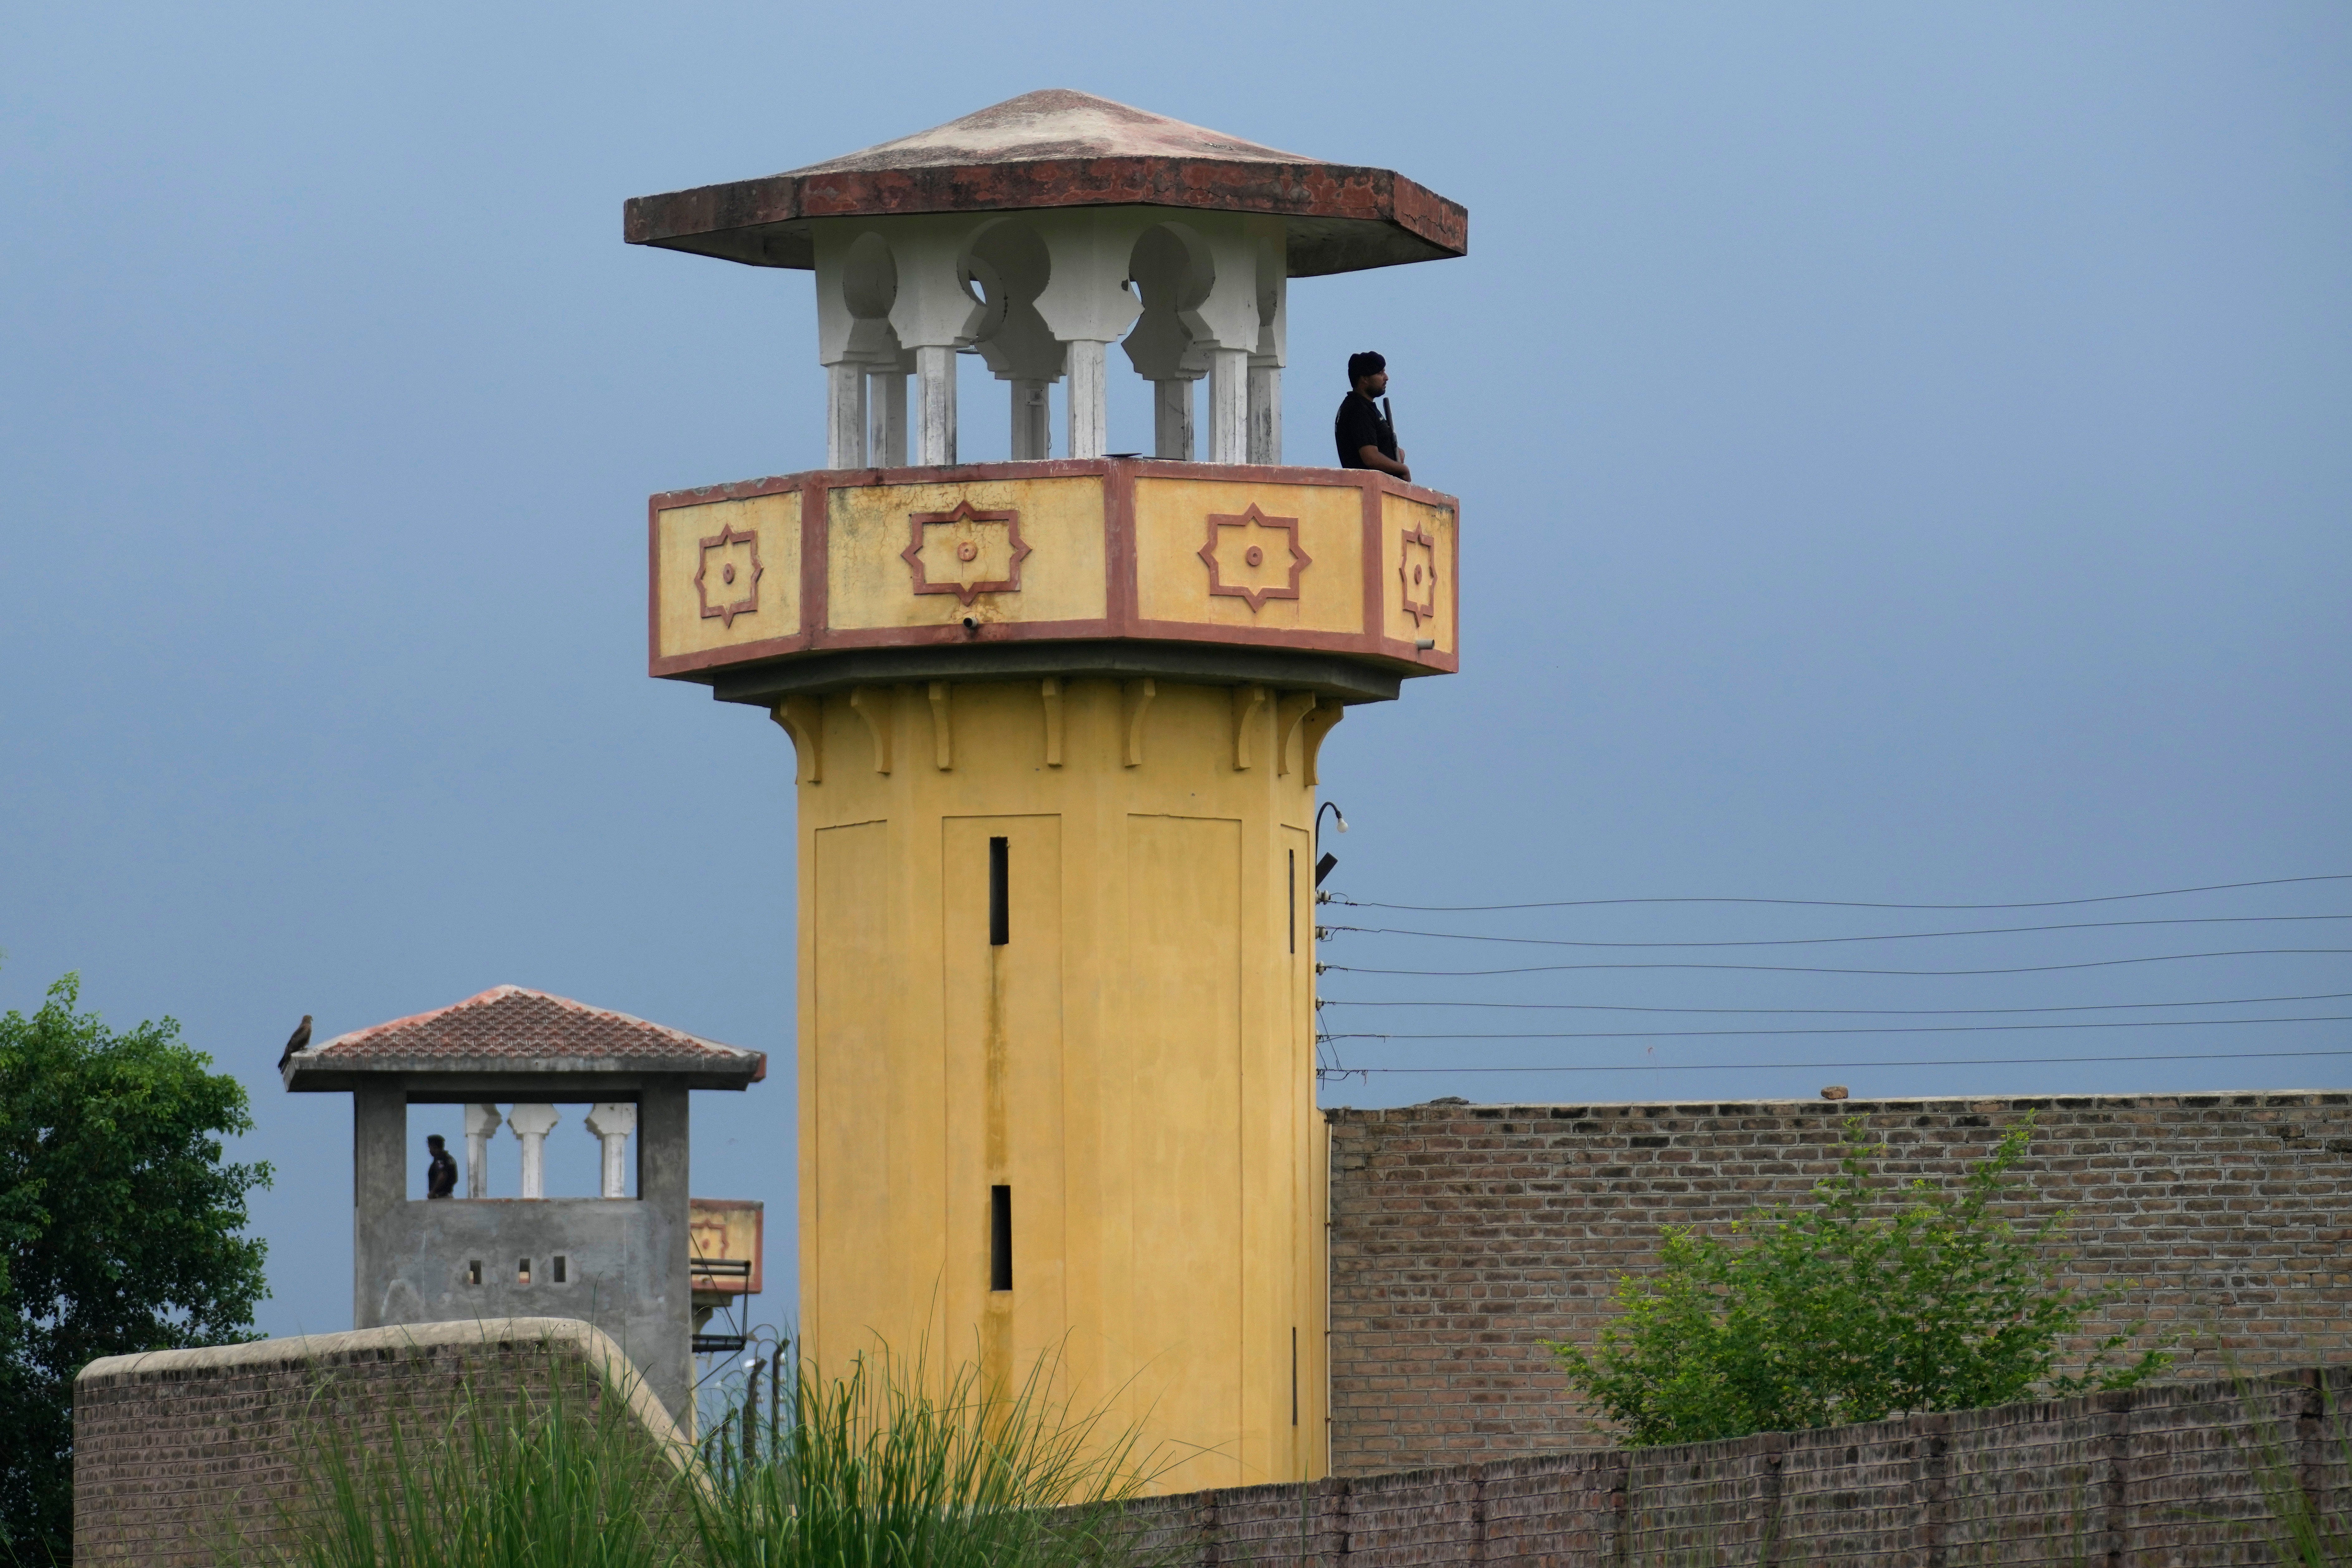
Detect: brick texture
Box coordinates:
(1327, 1093, 2352, 1474)
(71, 1317, 687, 1566)
(1124, 1368, 2350, 1567)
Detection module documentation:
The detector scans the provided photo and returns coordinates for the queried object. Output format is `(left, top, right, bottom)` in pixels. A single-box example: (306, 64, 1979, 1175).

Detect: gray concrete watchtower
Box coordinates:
(283, 985, 766, 1428)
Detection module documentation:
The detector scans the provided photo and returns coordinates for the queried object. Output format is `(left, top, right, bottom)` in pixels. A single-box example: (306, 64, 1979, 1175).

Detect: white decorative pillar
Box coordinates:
(507, 1103, 560, 1199)
(869, 366, 909, 466)
(1246, 365, 1281, 464)
(815, 226, 901, 470)
(1248, 230, 1287, 465)
(915, 345, 957, 466)
(1164, 216, 1263, 466)
(827, 361, 869, 468)
(1033, 210, 1148, 463)
(1154, 380, 1195, 461)
(1065, 342, 1109, 459)
(584, 1102, 637, 1199)
(1208, 347, 1250, 465)
(1010, 379, 1051, 460)
(883, 216, 988, 468)
(464, 1103, 503, 1198)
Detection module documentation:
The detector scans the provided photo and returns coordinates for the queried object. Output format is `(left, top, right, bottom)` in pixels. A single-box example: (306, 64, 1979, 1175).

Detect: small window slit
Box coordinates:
(990, 1185, 1012, 1291)
(988, 837, 1009, 946)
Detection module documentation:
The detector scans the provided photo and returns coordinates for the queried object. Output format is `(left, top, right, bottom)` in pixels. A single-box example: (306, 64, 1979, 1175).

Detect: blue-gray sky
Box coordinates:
(3, 3, 2346, 1344)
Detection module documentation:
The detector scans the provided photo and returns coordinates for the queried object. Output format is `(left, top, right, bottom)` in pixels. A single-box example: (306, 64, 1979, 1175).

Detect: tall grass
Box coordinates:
(2233, 1383, 2352, 1567)
(255, 1344, 1155, 1568)
(260, 1356, 696, 1568)
(692, 1343, 1159, 1568)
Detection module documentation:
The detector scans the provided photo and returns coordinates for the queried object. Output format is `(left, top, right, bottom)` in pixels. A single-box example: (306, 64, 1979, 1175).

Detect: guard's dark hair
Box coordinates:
(426, 1133, 446, 1147)
(1347, 350, 1386, 383)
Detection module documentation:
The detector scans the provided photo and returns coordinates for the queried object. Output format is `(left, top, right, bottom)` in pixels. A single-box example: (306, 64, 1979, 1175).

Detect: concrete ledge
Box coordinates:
(79, 1315, 688, 1456)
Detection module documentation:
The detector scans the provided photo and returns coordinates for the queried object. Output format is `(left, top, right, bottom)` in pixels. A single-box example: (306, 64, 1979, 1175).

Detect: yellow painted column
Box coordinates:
(785, 675, 1335, 1493)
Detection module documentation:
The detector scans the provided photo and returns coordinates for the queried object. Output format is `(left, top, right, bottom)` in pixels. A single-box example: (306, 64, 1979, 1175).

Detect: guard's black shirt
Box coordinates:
(1334, 392, 1396, 468)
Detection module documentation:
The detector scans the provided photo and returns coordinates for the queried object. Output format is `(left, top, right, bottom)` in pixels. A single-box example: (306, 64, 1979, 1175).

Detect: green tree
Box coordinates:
(1545, 1117, 2170, 1447)
(0, 973, 272, 1564)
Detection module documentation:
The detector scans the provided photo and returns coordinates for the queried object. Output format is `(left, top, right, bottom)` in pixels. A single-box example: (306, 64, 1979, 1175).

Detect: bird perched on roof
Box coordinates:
(278, 1015, 313, 1071)
(1820, 1085, 1849, 1101)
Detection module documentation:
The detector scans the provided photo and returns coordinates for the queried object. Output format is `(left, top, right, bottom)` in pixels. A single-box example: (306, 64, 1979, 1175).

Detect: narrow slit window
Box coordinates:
(467, 1260, 482, 1287)
(988, 837, 1009, 946)
(990, 1185, 1012, 1291)
(1292, 1326, 1299, 1426)
(518, 1257, 531, 1286)
(553, 1255, 568, 1284)
(1289, 849, 1296, 955)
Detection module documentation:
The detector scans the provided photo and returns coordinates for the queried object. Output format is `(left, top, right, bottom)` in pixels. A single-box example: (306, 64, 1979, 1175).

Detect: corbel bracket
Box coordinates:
(770, 695, 823, 785)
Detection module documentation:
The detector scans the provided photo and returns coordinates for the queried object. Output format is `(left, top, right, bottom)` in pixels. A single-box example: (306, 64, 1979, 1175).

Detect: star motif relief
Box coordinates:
(1397, 523, 1439, 625)
(1198, 504, 1312, 613)
(695, 523, 765, 628)
(903, 501, 1030, 605)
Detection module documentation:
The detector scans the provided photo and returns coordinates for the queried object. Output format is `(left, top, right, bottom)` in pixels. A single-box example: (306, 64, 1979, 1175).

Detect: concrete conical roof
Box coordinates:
(780, 89, 1310, 176)
(625, 89, 1465, 279)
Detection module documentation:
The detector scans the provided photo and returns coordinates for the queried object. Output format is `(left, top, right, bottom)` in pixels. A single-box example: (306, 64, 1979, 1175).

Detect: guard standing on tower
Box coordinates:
(1334, 351, 1410, 481)
(423, 1133, 457, 1199)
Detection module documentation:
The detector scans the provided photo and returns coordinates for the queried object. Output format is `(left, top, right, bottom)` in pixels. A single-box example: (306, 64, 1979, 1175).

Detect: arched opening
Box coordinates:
(962, 220, 1060, 459)
(1125, 223, 1215, 459)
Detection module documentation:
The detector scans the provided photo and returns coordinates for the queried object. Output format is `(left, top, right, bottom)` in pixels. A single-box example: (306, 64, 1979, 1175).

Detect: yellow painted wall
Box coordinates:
(1133, 476, 1365, 632)
(653, 490, 802, 658)
(828, 478, 1107, 630)
(1379, 493, 1457, 657)
(789, 676, 1333, 1493)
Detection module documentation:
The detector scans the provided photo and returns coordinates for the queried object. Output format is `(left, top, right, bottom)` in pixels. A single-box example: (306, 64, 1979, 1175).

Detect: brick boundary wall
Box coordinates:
(1326, 1093, 2352, 1474)
(72, 1317, 690, 1566)
(1126, 1367, 2350, 1568)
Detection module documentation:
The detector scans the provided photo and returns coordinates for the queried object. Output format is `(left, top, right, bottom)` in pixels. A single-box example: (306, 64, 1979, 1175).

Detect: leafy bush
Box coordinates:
(1546, 1116, 2171, 1446)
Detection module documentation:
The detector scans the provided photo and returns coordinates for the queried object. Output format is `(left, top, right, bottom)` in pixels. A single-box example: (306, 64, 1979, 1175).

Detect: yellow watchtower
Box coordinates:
(625, 89, 1464, 1493)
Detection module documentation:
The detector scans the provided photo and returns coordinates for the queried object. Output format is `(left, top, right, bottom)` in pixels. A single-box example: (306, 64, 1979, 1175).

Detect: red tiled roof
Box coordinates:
(295, 986, 765, 1081)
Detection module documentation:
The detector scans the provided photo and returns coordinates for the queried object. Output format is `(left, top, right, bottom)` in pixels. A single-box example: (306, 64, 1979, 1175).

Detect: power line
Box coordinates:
(1323, 1014, 2352, 1042)
(1323, 873, 2352, 915)
(1321, 915, 2352, 950)
(1321, 950, 2352, 979)
(1316, 991, 2352, 1017)
(1332, 1047, 2352, 1074)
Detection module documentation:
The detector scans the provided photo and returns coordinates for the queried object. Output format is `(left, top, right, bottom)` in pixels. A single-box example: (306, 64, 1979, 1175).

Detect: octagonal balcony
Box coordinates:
(648, 459, 1458, 709)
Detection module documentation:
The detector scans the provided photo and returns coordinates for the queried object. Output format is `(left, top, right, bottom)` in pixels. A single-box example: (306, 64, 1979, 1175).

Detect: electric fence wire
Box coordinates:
(1321, 1014, 2352, 1041)
(1331, 1048, 2352, 1076)
(1305, 872, 2352, 1084)
(1316, 990, 2352, 1016)
(1319, 872, 2352, 914)
(1319, 951, 2352, 978)
(1319, 914, 2352, 950)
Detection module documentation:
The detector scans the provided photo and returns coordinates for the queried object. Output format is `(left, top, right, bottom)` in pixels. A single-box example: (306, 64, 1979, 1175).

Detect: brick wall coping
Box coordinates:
(1126, 1366, 2352, 1567)
(76, 1316, 690, 1463)
(1327, 1088, 2350, 1118)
